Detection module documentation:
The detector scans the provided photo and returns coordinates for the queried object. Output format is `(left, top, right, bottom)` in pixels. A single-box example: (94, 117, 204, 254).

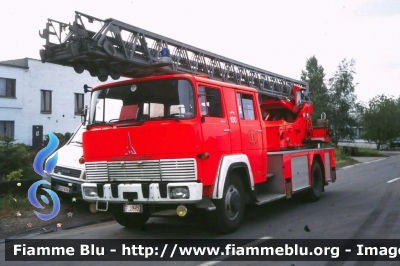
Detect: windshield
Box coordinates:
(69, 125, 84, 145)
(89, 79, 195, 124)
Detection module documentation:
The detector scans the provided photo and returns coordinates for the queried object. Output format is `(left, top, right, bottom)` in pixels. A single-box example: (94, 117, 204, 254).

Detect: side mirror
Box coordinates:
(83, 84, 92, 93)
(81, 105, 88, 125)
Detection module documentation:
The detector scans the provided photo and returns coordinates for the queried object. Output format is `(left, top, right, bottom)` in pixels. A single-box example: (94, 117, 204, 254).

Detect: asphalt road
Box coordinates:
(1, 155, 400, 266)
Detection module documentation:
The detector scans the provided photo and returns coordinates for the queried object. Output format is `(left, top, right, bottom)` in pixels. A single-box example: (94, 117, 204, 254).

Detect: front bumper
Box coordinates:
(49, 174, 84, 197)
(81, 182, 203, 203)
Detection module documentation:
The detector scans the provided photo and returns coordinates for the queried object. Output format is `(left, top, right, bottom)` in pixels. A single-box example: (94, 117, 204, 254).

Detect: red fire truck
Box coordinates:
(39, 12, 336, 233)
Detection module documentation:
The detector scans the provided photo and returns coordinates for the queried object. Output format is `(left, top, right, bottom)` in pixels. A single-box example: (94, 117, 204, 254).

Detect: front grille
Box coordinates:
(85, 162, 108, 182)
(53, 166, 81, 178)
(85, 159, 197, 182)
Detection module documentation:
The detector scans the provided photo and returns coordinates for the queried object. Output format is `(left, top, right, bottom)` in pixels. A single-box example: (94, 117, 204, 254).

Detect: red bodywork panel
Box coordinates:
(83, 121, 201, 161)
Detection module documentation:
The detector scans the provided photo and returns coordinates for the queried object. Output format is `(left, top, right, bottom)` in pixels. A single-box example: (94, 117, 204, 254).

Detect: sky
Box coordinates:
(0, 0, 399, 104)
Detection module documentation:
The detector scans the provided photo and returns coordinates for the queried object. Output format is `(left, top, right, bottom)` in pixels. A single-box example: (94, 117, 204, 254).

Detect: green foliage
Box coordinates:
(356, 148, 387, 157)
(6, 169, 23, 181)
(43, 132, 72, 147)
(0, 194, 32, 218)
(327, 59, 358, 145)
(0, 134, 14, 148)
(64, 132, 72, 141)
(0, 131, 72, 180)
(301, 57, 361, 145)
(301, 56, 329, 124)
(338, 147, 386, 157)
(0, 134, 33, 180)
(361, 95, 400, 149)
(21, 164, 38, 180)
(44, 132, 64, 145)
(335, 147, 358, 164)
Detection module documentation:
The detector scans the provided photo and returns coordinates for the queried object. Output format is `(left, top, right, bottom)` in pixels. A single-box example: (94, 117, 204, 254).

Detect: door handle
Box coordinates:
(257, 130, 263, 132)
(224, 129, 231, 132)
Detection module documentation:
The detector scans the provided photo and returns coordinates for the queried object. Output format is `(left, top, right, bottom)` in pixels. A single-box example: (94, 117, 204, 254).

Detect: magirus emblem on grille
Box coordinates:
(125, 133, 137, 155)
(112, 133, 152, 161)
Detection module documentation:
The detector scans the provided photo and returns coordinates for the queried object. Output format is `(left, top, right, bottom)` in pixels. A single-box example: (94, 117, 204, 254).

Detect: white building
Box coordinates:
(0, 58, 103, 146)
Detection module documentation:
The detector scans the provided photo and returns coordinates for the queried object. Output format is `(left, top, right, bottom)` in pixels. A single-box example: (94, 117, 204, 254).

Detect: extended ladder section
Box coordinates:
(39, 11, 308, 100)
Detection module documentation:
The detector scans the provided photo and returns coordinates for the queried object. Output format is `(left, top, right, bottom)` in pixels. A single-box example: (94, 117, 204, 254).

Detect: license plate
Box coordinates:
(57, 185, 70, 193)
(123, 204, 142, 213)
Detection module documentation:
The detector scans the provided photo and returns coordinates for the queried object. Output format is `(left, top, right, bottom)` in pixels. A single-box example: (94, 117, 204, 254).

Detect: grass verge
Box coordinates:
(355, 148, 388, 157)
(335, 146, 388, 165)
(335, 148, 359, 164)
(0, 194, 33, 219)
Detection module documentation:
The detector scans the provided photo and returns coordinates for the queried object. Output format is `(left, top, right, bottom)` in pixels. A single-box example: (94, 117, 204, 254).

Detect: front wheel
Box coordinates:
(214, 175, 245, 234)
(112, 205, 150, 228)
(308, 161, 324, 201)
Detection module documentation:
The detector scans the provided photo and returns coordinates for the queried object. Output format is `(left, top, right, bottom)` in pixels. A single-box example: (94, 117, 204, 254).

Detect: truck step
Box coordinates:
(255, 193, 286, 206)
(195, 197, 216, 211)
(267, 173, 275, 179)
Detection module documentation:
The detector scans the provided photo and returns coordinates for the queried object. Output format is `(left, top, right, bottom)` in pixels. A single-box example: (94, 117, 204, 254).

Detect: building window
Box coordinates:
(0, 78, 16, 98)
(41, 90, 52, 113)
(0, 121, 14, 139)
(74, 93, 84, 115)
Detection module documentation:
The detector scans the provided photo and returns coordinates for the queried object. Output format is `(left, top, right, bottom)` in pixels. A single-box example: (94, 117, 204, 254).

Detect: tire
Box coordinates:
(112, 204, 150, 228)
(308, 161, 323, 201)
(214, 175, 245, 234)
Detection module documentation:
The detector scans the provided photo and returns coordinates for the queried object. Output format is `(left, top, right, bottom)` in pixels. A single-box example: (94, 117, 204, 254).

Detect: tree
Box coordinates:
(362, 95, 400, 149)
(327, 59, 358, 146)
(301, 56, 329, 124)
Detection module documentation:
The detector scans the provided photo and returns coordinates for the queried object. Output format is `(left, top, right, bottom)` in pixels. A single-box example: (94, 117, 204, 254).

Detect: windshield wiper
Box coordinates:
(70, 141, 82, 144)
(86, 121, 112, 130)
(109, 119, 145, 127)
(108, 118, 143, 123)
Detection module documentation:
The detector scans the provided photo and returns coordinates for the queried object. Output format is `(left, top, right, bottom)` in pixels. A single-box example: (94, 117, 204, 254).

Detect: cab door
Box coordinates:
(236, 90, 266, 183)
(198, 84, 231, 187)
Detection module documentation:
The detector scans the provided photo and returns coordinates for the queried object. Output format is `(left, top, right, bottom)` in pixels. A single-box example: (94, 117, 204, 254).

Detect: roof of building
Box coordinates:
(0, 58, 40, 69)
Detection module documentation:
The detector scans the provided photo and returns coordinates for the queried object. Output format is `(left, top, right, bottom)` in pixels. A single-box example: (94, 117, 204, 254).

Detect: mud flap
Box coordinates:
(331, 167, 337, 183)
(285, 181, 292, 199)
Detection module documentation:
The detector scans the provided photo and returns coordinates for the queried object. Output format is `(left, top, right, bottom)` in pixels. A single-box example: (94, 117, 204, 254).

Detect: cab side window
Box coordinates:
(237, 93, 255, 120)
(199, 86, 222, 117)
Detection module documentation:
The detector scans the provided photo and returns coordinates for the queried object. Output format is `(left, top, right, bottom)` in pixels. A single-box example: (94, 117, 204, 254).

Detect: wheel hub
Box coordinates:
(225, 185, 241, 220)
(230, 192, 241, 213)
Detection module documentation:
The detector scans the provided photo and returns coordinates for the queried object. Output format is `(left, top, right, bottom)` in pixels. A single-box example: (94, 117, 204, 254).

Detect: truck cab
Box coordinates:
(80, 74, 264, 229)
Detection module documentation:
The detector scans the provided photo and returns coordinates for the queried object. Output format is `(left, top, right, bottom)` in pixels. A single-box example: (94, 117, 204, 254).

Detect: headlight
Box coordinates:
(170, 187, 189, 199)
(83, 187, 98, 197)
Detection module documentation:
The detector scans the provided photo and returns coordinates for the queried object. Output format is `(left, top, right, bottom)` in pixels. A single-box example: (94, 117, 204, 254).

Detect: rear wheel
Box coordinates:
(112, 204, 150, 228)
(308, 161, 323, 201)
(214, 175, 245, 234)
